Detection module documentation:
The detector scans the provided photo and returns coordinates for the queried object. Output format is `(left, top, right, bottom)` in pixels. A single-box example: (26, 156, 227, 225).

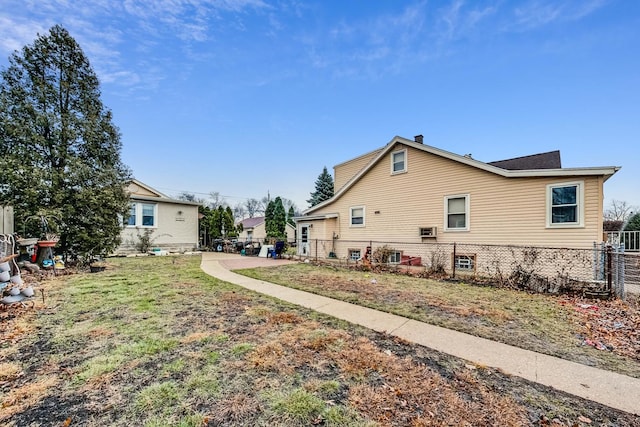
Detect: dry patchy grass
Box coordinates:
(238, 263, 640, 378)
(1, 256, 638, 426)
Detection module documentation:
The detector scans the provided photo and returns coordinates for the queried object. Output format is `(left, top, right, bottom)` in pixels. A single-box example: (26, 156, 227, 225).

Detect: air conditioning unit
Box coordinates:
(419, 227, 437, 238)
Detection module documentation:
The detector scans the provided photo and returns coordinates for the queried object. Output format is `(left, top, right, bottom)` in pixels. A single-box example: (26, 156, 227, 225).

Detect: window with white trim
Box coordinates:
(454, 254, 476, 271)
(126, 202, 157, 227)
(127, 203, 136, 226)
(388, 251, 402, 264)
(445, 195, 469, 231)
(350, 206, 365, 227)
(349, 249, 361, 261)
(391, 149, 407, 174)
(547, 182, 583, 227)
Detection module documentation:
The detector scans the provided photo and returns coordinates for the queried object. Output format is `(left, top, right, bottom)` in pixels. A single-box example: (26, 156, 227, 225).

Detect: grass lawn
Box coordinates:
(0, 255, 638, 426)
(237, 262, 640, 379)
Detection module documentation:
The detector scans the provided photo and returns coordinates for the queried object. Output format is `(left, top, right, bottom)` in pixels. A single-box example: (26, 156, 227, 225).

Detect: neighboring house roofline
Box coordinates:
(128, 179, 201, 206)
(240, 216, 265, 229)
(333, 147, 384, 168)
(130, 178, 170, 198)
(129, 195, 201, 206)
(489, 150, 562, 170)
(293, 213, 339, 222)
(304, 135, 620, 215)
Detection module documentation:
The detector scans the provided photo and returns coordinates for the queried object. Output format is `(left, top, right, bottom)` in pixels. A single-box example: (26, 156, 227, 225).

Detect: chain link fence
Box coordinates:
(292, 239, 636, 299)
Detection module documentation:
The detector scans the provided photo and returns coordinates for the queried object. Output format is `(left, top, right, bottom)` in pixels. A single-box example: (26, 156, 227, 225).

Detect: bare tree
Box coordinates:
(176, 192, 205, 205)
(233, 202, 247, 222)
(208, 191, 226, 210)
(244, 198, 263, 218)
(604, 200, 637, 222)
(280, 198, 299, 216)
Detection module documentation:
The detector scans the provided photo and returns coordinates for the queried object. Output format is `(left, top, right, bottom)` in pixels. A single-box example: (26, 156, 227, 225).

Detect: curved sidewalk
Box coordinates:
(201, 252, 640, 415)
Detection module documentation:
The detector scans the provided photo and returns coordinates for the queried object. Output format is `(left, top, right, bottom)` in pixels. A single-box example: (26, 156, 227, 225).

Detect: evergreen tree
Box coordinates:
(264, 199, 275, 241)
(210, 207, 223, 239)
(287, 206, 295, 227)
(264, 197, 286, 240)
(307, 166, 334, 207)
(224, 206, 236, 237)
(271, 197, 287, 239)
(624, 213, 640, 231)
(0, 25, 131, 260)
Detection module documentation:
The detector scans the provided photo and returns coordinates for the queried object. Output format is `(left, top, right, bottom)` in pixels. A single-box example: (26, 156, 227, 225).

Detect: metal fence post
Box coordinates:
(452, 242, 457, 279)
(616, 244, 625, 300)
(606, 245, 612, 295)
(593, 242, 597, 280)
(600, 242, 606, 280)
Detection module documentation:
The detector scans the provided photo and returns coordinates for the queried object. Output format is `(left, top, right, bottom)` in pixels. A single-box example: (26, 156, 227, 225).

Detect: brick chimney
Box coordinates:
(414, 134, 424, 144)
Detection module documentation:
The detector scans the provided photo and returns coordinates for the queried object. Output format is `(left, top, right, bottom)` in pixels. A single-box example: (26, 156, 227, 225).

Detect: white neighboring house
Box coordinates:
(117, 179, 200, 254)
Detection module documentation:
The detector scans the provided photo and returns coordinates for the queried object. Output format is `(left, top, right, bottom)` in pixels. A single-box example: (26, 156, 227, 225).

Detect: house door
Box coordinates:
(298, 225, 310, 256)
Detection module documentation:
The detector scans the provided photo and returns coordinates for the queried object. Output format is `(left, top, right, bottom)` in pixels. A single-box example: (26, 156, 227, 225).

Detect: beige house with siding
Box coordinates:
(238, 216, 296, 243)
(296, 135, 619, 259)
(116, 179, 200, 254)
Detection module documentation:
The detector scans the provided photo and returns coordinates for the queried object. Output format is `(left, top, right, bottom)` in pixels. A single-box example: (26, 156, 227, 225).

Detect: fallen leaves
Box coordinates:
(562, 295, 640, 361)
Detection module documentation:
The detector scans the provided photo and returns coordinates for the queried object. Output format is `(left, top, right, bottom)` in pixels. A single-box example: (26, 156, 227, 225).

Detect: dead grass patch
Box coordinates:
(267, 311, 304, 325)
(0, 376, 59, 420)
(209, 393, 262, 425)
(0, 362, 22, 382)
(181, 331, 212, 344)
(249, 341, 288, 373)
(347, 356, 528, 426)
(238, 263, 640, 378)
(86, 327, 114, 339)
(2, 256, 638, 426)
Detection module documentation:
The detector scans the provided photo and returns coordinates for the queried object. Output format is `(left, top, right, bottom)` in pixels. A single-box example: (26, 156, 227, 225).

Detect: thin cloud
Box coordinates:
(435, 0, 498, 43)
(0, 17, 49, 54)
(1, 0, 272, 95)
(308, 2, 431, 78)
(510, 0, 608, 31)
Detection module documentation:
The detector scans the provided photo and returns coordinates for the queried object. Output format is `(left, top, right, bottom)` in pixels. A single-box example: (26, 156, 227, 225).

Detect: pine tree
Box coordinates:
(211, 206, 225, 238)
(224, 206, 236, 237)
(307, 166, 334, 207)
(265, 197, 286, 240)
(287, 206, 295, 227)
(624, 213, 640, 231)
(0, 25, 131, 260)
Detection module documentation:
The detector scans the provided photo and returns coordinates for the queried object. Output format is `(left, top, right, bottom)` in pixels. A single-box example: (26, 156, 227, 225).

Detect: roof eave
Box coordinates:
(130, 194, 201, 206)
(294, 213, 339, 221)
(303, 136, 621, 215)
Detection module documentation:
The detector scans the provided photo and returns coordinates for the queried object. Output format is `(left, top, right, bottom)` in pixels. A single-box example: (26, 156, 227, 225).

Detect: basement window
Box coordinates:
(453, 254, 476, 271)
(388, 251, 402, 264)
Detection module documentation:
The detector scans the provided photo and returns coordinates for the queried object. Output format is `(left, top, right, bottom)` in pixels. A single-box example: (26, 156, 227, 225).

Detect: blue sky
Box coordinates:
(1, 0, 638, 214)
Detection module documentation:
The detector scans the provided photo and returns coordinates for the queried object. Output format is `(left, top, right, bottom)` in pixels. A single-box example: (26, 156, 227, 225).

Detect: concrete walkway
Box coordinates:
(201, 252, 640, 416)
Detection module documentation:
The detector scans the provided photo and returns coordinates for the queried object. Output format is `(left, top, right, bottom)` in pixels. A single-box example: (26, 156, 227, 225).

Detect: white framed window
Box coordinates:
(350, 206, 365, 227)
(127, 203, 136, 226)
(444, 194, 469, 231)
(391, 149, 407, 174)
(453, 254, 476, 271)
(126, 202, 157, 227)
(349, 249, 361, 261)
(388, 251, 402, 264)
(546, 181, 584, 228)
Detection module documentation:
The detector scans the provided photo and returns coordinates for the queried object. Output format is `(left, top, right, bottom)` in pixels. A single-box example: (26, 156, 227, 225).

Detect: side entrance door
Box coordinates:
(298, 225, 310, 256)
